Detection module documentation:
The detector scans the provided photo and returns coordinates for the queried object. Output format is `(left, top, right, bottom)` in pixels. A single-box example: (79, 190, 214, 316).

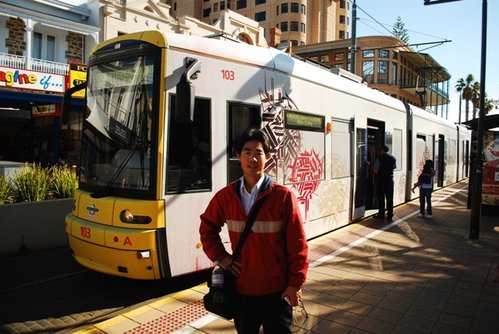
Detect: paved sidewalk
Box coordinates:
(74, 181, 499, 334)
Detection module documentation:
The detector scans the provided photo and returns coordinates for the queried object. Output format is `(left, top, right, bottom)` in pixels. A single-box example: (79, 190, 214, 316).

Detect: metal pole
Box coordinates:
(350, 0, 357, 74)
(469, 0, 487, 239)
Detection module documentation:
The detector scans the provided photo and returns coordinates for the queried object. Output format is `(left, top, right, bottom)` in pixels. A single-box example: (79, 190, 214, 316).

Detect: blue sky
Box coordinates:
(354, 0, 498, 122)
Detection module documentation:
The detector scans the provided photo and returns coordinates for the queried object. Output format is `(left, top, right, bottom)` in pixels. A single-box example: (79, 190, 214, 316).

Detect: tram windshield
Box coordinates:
(79, 50, 157, 197)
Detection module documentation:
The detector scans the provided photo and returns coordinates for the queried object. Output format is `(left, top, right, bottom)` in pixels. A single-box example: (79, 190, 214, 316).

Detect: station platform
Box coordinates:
(73, 181, 499, 334)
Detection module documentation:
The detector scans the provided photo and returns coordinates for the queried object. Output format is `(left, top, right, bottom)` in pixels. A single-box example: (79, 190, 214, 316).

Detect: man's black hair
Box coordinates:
(382, 145, 390, 153)
(234, 128, 270, 155)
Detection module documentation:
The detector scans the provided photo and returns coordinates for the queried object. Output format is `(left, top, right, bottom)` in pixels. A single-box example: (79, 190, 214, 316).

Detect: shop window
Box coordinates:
(391, 63, 397, 84)
(379, 50, 389, 58)
(362, 60, 374, 83)
(378, 61, 388, 84)
(362, 50, 374, 58)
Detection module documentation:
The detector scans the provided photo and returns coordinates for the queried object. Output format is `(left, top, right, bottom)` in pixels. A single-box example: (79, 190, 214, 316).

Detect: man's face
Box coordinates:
(237, 140, 269, 178)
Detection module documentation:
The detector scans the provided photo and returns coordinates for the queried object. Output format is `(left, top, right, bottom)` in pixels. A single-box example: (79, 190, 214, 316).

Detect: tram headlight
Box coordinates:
(119, 210, 152, 224)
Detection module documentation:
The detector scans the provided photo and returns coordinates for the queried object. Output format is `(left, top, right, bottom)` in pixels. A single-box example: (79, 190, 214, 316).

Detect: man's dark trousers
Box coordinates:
(377, 178, 394, 218)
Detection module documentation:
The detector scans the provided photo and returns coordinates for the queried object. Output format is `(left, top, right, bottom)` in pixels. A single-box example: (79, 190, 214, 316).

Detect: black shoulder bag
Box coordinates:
(203, 197, 266, 319)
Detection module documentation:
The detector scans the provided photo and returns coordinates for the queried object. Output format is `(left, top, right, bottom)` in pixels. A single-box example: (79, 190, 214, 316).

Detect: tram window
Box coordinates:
(167, 95, 212, 193)
(228, 102, 261, 183)
(331, 120, 351, 179)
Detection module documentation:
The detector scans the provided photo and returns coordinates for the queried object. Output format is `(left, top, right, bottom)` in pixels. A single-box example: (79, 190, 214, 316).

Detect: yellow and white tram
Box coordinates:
(64, 31, 470, 280)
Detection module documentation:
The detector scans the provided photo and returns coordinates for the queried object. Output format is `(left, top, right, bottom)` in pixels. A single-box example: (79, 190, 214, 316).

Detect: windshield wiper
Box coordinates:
(90, 139, 149, 198)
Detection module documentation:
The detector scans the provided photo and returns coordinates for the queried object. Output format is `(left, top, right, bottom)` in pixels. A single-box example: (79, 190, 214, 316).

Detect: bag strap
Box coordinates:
(232, 196, 266, 261)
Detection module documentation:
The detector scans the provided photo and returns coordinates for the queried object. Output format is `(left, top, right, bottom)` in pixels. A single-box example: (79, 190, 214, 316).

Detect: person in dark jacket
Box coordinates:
(373, 145, 397, 221)
(199, 128, 309, 334)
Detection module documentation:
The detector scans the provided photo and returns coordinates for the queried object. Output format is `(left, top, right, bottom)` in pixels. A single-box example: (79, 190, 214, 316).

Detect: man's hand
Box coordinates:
(219, 256, 241, 277)
(281, 286, 302, 307)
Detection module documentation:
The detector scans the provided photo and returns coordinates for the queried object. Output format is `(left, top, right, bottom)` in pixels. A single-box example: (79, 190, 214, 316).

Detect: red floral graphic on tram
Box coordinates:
(288, 149, 324, 220)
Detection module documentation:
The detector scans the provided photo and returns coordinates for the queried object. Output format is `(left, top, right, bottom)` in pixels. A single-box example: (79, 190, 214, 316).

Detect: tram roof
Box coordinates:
(165, 33, 404, 112)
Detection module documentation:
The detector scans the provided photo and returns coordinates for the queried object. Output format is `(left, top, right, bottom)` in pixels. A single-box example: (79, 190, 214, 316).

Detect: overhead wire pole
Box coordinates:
(469, 0, 487, 239)
(350, 0, 357, 74)
(424, 0, 486, 239)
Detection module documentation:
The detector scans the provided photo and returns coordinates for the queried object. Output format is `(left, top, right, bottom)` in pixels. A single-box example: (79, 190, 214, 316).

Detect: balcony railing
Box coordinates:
(0, 52, 69, 76)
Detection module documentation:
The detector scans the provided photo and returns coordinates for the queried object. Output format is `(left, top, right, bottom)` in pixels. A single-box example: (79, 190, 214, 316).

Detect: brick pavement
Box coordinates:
(64, 181, 499, 333)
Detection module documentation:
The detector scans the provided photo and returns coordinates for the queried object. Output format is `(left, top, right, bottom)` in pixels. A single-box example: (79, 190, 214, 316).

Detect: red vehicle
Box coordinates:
(482, 131, 499, 206)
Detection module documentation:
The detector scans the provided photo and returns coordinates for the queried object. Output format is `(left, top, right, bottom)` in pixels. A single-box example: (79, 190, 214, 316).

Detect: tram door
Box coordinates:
(352, 115, 368, 220)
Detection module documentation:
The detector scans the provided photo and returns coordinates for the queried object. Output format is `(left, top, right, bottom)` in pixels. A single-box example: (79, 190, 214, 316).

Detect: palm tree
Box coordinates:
(484, 98, 494, 116)
(471, 81, 480, 120)
(455, 74, 474, 122)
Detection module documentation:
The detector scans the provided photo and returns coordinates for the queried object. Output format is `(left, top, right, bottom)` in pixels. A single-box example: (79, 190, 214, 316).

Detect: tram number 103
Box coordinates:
(80, 226, 92, 238)
(221, 69, 235, 81)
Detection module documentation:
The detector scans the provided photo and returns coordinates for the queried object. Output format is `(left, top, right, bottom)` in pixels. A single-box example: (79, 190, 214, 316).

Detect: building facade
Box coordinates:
(167, 0, 350, 47)
(0, 0, 99, 165)
(293, 36, 451, 117)
(0, 0, 267, 165)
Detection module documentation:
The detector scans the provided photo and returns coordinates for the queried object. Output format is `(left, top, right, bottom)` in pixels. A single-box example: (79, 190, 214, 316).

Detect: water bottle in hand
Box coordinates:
(211, 261, 224, 303)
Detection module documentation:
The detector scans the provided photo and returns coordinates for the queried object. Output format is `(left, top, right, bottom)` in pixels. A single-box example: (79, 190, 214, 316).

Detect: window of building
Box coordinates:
(378, 60, 388, 84)
(291, 3, 299, 12)
(362, 50, 374, 58)
(340, 15, 345, 24)
(339, 30, 345, 39)
(32, 32, 56, 61)
(301, 4, 306, 14)
(281, 3, 288, 13)
(392, 51, 398, 60)
(213, 2, 218, 11)
(300, 23, 305, 33)
(320, 55, 330, 63)
(291, 40, 299, 46)
(362, 60, 374, 83)
(281, 21, 288, 31)
(391, 63, 397, 84)
(290, 21, 298, 31)
(340, 0, 346, 8)
(237, 0, 247, 9)
(335, 53, 344, 61)
(276, 5, 279, 15)
(255, 11, 266, 21)
(203, 8, 211, 17)
(255, 0, 266, 4)
(221, 1, 225, 10)
(378, 50, 389, 58)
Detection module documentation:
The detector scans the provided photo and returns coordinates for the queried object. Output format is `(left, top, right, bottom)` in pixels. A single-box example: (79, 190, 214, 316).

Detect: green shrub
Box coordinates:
(0, 176, 11, 205)
(49, 165, 78, 199)
(11, 164, 50, 202)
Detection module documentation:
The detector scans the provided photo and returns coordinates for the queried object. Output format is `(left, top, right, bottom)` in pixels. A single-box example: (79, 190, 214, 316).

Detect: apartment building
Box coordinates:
(167, 0, 350, 47)
(293, 36, 451, 118)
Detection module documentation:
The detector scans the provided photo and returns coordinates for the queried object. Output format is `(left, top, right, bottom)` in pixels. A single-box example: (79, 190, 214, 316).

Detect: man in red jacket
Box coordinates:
(199, 128, 309, 333)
